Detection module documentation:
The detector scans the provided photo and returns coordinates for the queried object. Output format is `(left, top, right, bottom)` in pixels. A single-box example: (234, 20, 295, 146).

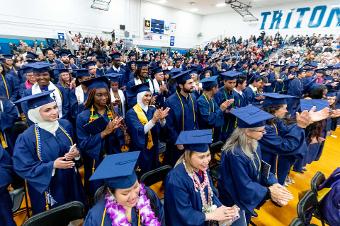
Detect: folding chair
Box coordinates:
(297, 190, 324, 226)
(10, 187, 25, 216)
(94, 185, 105, 204)
(209, 141, 224, 185)
(22, 201, 85, 226)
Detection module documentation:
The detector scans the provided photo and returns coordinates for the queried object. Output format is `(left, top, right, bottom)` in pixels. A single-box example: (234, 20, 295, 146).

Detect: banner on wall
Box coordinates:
(259, 5, 340, 30)
(143, 18, 176, 44)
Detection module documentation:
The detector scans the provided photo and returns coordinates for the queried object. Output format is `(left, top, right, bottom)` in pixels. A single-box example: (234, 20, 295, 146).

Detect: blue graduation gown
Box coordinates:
(12, 119, 85, 214)
(21, 85, 70, 123)
(164, 92, 198, 165)
(0, 73, 18, 102)
(214, 88, 237, 141)
(243, 86, 257, 105)
(76, 109, 125, 196)
(0, 146, 16, 226)
(259, 120, 307, 184)
(164, 163, 222, 226)
(0, 98, 19, 154)
(107, 67, 128, 87)
(233, 91, 248, 108)
(69, 87, 88, 123)
(84, 186, 165, 226)
(197, 94, 224, 141)
(125, 106, 160, 175)
(218, 146, 277, 222)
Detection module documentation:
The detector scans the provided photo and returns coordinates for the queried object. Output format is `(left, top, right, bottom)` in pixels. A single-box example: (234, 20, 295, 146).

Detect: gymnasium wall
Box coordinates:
(200, 0, 340, 43)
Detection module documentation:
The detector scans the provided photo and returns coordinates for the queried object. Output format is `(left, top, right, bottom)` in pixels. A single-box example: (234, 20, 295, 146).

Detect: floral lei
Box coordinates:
(105, 183, 161, 226)
(183, 160, 216, 214)
(89, 105, 113, 123)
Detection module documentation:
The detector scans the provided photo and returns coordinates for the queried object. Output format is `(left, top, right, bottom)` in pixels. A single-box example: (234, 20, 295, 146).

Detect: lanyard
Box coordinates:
(176, 91, 196, 130)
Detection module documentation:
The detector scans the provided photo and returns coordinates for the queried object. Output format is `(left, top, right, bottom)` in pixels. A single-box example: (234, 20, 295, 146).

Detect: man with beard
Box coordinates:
(107, 52, 127, 89)
(164, 69, 198, 166)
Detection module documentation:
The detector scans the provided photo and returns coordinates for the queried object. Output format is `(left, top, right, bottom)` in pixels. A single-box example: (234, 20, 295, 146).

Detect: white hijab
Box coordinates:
(27, 103, 59, 136)
(136, 91, 148, 112)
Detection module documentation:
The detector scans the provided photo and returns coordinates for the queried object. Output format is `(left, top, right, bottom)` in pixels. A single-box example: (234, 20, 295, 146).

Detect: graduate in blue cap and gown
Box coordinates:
(164, 70, 199, 166)
(76, 76, 128, 198)
(214, 71, 240, 141)
(0, 146, 16, 226)
(197, 76, 225, 141)
(151, 67, 169, 108)
(0, 61, 19, 102)
(0, 97, 19, 155)
(107, 73, 127, 118)
(55, 68, 73, 90)
(96, 55, 108, 77)
(18, 64, 36, 98)
(243, 74, 264, 105)
(258, 93, 309, 185)
(125, 83, 169, 175)
(218, 105, 293, 223)
(233, 75, 249, 108)
(84, 151, 165, 226)
(69, 68, 95, 123)
(54, 50, 77, 81)
(165, 130, 242, 226)
(21, 62, 70, 123)
(12, 91, 85, 214)
(107, 52, 128, 88)
(82, 61, 97, 78)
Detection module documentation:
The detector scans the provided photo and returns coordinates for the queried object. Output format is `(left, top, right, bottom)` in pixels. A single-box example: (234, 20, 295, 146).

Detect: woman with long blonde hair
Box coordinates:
(165, 130, 241, 226)
(218, 105, 293, 224)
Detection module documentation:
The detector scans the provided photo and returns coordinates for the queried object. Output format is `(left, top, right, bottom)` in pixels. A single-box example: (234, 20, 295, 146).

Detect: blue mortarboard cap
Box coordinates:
(304, 78, 317, 93)
(14, 90, 55, 110)
(172, 69, 192, 84)
(170, 67, 182, 76)
(307, 62, 318, 68)
(73, 68, 90, 78)
(152, 67, 163, 75)
(20, 64, 34, 74)
(30, 62, 52, 73)
(2, 54, 13, 59)
(175, 130, 212, 153)
(201, 76, 218, 90)
(96, 55, 106, 63)
(106, 73, 121, 83)
(132, 83, 150, 94)
(54, 68, 70, 75)
(262, 93, 295, 108)
(326, 92, 337, 97)
(90, 152, 140, 189)
(174, 57, 182, 62)
(230, 105, 274, 128)
(220, 70, 242, 80)
(110, 52, 121, 61)
(163, 69, 170, 74)
(82, 61, 96, 68)
(334, 63, 340, 69)
(315, 68, 325, 73)
(59, 49, 71, 57)
(300, 99, 329, 111)
(26, 52, 38, 59)
(137, 61, 149, 68)
(82, 76, 109, 90)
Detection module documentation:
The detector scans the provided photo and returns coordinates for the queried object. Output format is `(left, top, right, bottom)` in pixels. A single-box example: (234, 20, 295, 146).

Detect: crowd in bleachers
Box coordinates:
(0, 32, 339, 226)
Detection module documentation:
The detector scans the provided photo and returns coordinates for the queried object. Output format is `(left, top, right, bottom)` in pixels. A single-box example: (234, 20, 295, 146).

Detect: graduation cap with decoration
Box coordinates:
(14, 90, 55, 110)
(220, 70, 242, 80)
(262, 93, 295, 108)
(82, 76, 109, 90)
(230, 105, 274, 128)
(175, 130, 212, 153)
(90, 151, 140, 189)
(201, 76, 218, 90)
(300, 99, 329, 111)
